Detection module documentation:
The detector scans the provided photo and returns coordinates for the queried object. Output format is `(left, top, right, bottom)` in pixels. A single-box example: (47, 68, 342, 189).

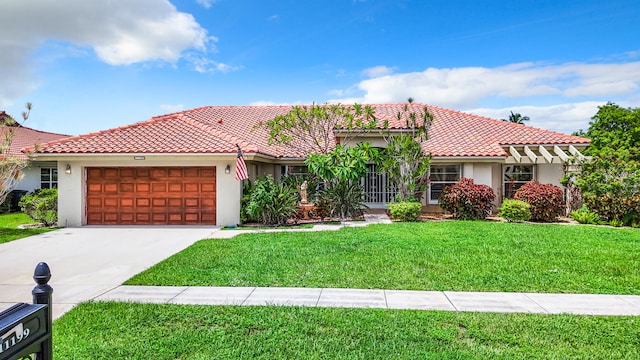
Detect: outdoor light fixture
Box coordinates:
(65, 164, 72, 175)
(225, 164, 231, 174)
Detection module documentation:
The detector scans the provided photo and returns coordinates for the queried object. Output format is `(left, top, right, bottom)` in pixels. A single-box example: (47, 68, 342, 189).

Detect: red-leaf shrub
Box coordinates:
(514, 180, 564, 222)
(438, 178, 495, 220)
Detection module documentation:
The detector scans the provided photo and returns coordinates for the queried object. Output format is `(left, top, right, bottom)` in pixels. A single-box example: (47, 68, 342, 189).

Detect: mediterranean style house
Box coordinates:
(28, 103, 590, 227)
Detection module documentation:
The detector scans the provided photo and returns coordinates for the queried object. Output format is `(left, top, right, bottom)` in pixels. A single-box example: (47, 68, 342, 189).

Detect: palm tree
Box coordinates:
(503, 111, 529, 125)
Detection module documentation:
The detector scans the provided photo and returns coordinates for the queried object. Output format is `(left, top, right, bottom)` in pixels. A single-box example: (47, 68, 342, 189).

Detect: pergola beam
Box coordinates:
(553, 145, 570, 162)
(523, 145, 538, 163)
(509, 146, 522, 163)
(538, 145, 553, 163)
(568, 145, 586, 161)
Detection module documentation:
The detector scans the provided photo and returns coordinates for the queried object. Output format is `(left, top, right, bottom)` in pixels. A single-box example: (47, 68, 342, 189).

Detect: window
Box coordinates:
(429, 164, 460, 204)
(503, 165, 534, 198)
(363, 164, 397, 203)
(40, 168, 58, 189)
(281, 165, 308, 177)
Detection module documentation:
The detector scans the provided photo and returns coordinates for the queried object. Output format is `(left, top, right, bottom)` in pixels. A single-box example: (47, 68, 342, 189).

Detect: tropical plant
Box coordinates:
(320, 180, 367, 219)
(502, 111, 530, 125)
(438, 178, 495, 220)
(380, 98, 432, 201)
(244, 175, 298, 225)
(306, 143, 377, 219)
(514, 180, 564, 222)
(498, 199, 531, 222)
(19, 187, 58, 226)
(569, 205, 600, 225)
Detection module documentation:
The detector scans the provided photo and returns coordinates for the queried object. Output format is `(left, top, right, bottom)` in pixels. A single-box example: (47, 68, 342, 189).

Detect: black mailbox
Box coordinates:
(0, 262, 53, 360)
(0, 303, 49, 360)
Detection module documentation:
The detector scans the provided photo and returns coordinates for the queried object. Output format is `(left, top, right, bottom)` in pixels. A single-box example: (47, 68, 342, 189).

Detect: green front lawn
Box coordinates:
(0, 213, 53, 244)
(127, 222, 640, 294)
(54, 302, 639, 359)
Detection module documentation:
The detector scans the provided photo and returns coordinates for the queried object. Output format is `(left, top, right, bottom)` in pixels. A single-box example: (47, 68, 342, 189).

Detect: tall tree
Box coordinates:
(577, 102, 640, 159)
(503, 111, 530, 125)
(257, 102, 377, 155)
(380, 98, 432, 201)
(0, 103, 32, 204)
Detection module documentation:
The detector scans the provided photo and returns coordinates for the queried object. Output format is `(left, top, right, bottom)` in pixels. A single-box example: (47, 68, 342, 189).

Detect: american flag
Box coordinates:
(235, 145, 249, 181)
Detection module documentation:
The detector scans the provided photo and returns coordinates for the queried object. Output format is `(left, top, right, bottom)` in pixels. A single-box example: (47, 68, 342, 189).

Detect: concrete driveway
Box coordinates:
(0, 227, 216, 319)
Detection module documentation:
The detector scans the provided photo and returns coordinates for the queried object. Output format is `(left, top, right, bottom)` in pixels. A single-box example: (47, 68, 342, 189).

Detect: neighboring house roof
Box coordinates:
(0, 111, 70, 159)
(32, 103, 590, 159)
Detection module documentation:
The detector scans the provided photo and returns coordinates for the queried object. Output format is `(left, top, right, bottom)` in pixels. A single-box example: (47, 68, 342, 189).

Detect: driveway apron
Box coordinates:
(0, 227, 215, 318)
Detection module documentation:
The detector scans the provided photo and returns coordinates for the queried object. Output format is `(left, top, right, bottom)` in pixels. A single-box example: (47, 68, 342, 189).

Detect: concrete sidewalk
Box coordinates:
(95, 285, 640, 316)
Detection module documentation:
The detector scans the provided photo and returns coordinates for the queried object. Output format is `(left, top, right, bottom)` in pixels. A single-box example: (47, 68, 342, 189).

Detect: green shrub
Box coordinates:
(582, 193, 640, 227)
(388, 201, 422, 222)
(320, 180, 367, 219)
(244, 176, 298, 226)
(498, 199, 531, 222)
(438, 178, 495, 220)
(569, 205, 600, 224)
(514, 180, 564, 222)
(19, 188, 58, 226)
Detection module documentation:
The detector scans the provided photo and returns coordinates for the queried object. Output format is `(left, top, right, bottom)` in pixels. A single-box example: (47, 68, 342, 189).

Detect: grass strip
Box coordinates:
(54, 302, 640, 359)
(126, 221, 640, 294)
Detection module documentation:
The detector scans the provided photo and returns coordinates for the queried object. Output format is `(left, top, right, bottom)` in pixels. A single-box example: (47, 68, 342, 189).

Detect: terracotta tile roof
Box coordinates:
(0, 115, 69, 159)
(34, 103, 590, 158)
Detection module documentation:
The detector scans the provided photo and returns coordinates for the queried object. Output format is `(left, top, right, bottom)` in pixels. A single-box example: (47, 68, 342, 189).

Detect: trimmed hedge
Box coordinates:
(438, 178, 495, 220)
(19, 188, 58, 226)
(514, 180, 564, 222)
(498, 199, 531, 222)
(388, 201, 422, 222)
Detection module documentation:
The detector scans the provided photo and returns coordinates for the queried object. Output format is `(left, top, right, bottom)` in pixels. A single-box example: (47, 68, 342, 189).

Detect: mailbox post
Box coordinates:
(0, 262, 53, 360)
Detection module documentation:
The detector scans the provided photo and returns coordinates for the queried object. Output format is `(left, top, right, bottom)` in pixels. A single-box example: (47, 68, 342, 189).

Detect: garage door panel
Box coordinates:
(201, 183, 215, 192)
(121, 183, 135, 193)
(136, 183, 150, 192)
(104, 169, 119, 178)
(168, 183, 182, 192)
(87, 166, 216, 225)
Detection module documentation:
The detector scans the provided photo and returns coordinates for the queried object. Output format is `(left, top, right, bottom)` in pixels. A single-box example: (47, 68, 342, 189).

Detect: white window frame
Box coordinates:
(40, 167, 58, 189)
(503, 165, 536, 199)
(428, 164, 461, 204)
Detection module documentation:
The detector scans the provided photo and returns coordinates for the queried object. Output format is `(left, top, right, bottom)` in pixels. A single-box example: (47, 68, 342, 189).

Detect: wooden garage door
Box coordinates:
(86, 167, 216, 225)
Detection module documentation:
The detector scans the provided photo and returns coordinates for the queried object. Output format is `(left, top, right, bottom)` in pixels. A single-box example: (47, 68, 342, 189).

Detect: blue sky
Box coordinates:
(1, 0, 639, 136)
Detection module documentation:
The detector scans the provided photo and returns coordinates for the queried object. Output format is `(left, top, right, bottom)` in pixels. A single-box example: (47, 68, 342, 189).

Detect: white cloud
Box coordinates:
(467, 102, 605, 134)
(349, 61, 640, 108)
(196, 0, 215, 9)
(0, 0, 216, 106)
(327, 60, 640, 133)
(188, 56, 242, 74)
(361, 65, 395, 78)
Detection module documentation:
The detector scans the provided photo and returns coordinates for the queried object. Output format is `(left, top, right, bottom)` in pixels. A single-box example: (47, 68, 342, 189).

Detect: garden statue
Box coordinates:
(300, 180, 308, 204)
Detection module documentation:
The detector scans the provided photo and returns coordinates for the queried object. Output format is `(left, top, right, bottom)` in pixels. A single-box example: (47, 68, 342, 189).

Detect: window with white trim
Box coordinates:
(503, 165, 534, 198)
(428, 164, 460, 204)
(40, 168, 58, 189)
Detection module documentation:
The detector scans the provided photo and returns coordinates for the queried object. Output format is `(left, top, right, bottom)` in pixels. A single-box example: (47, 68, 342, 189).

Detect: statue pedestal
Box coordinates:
(299, 202, 315, 220)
